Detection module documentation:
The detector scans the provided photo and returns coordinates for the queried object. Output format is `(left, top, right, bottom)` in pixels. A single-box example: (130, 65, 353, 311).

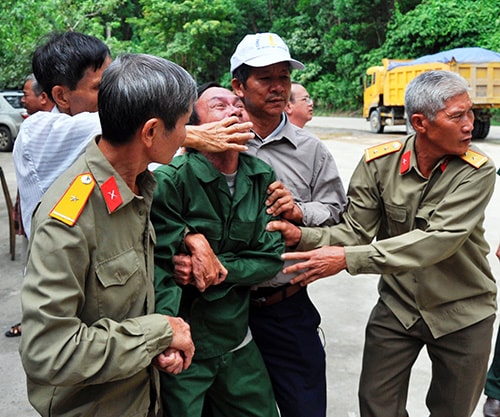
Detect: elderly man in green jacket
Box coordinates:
(151, 84, 284, 417)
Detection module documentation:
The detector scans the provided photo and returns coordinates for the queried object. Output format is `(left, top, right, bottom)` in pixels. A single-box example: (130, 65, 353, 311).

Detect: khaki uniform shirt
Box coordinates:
(20, 138, 173, 417)
(298, 135, 497, 338)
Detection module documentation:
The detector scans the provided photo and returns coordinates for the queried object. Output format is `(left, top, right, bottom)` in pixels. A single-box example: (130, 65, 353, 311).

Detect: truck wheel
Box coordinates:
(0, 126, 13, 152)
(370, 110, 384, 133)
(472, 119, 490, 139)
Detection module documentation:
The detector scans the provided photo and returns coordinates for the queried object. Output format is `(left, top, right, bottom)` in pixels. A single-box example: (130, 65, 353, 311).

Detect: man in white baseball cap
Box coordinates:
(230, 32, 347, 417)
(170, 31, 346, 417)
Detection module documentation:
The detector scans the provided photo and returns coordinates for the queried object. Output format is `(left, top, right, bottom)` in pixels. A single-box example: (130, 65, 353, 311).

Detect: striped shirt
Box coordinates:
(13, 108, 101, 239)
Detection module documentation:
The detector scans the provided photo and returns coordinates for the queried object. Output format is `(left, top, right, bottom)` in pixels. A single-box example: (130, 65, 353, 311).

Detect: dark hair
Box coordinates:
(189, 82, 222, 125)
(231, 63, 253, 86)
(232, 62, 291, 88)
(32, 31, 111, 102)
(98, 53, 197, 145)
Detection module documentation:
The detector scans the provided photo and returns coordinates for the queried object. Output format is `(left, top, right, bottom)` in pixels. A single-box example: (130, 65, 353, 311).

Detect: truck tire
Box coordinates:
(0, 125, 14, 152)
(472, 119, 490, 140)
(370, 110, 384, 133)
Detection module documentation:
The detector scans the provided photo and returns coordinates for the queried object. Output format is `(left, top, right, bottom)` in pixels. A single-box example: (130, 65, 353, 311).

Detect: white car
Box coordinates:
(0, 91, 27, 151)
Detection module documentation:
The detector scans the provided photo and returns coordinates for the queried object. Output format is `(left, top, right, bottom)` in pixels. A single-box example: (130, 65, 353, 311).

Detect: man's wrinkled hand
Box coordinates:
(188, 116, 254, 153)
(164, 316, 195, 370)
(173, 254, 193, 286)
(265, 181, 303, 223)
(281, 246, 347, 286)
(266, 219, 302, 247)
(185, 234, 227, 291)
(153, 348, 185, 375)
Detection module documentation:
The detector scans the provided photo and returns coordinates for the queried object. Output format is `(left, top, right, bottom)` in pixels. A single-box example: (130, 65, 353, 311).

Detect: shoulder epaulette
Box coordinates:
(365, 141, 402, 162)
(50, 173, 95, 226)
(459, 149, 488, 169)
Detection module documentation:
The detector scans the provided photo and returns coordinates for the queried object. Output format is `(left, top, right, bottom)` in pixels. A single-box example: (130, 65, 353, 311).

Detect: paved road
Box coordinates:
(1, 116, 499, 416)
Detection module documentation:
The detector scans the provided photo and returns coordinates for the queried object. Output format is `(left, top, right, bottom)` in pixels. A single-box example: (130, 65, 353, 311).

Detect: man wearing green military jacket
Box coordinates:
(267, 70, 497, 417)
(151, 84, 284, 417)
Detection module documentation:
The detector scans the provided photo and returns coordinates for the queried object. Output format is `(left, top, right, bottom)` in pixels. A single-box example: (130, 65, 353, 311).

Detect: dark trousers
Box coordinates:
(485, 327, 500, 399)
(249, 287, 327, 417)
(359, 299, 494, 417)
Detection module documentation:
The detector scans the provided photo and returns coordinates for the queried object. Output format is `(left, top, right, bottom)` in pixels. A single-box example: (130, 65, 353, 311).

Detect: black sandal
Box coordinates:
(5, 322, 21, 337)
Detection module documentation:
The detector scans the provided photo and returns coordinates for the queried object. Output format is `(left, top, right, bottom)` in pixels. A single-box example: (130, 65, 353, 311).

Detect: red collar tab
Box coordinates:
(400, 150, 411, 174)
(102, 176, 123, 213)
(440, 157, 450, 173)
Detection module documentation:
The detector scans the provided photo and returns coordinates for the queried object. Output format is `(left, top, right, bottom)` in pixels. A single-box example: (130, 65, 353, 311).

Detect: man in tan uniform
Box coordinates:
(268, 70, 497, 417)
(19, 54, 196, 417)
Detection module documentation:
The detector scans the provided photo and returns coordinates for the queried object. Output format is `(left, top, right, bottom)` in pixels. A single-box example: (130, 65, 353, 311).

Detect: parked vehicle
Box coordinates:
(363, 47, 500, 139)
(0, 91, 27, 151)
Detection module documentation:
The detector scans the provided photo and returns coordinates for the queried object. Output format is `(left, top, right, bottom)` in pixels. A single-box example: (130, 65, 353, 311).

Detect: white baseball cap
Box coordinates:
(230, 32, 305, 73)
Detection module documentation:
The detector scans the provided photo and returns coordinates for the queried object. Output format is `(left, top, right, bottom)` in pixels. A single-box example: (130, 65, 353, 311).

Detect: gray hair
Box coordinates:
(24, 73, 44, 97)
(405, 70, 469, 122)
(98, 53, 197, 144)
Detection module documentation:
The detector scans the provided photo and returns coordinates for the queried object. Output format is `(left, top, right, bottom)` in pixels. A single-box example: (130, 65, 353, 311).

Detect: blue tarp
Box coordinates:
(387, 47, 500, 70)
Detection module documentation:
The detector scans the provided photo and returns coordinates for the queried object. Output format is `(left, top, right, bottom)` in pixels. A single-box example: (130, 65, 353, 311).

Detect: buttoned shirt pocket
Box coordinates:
(186, 218, 225, 254)
(95, 248, 142, 320)
(384, 202, 408, 236)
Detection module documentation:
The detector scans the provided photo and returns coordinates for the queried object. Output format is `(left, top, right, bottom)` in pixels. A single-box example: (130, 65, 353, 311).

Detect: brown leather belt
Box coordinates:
(250, 283, 303, 307)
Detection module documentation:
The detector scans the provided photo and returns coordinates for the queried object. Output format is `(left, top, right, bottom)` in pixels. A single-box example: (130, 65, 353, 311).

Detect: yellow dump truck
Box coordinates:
(363, 47, 500, 138)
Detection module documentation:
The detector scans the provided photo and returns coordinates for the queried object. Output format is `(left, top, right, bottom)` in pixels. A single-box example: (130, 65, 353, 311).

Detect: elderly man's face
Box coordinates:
(196, 87, 248, 124)
(423, 92, 474, 156)
(287, 84, 313, 128)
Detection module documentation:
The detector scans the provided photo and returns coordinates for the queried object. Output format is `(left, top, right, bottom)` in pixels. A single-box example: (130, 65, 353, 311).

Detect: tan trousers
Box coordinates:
(358, 299, 494, 417)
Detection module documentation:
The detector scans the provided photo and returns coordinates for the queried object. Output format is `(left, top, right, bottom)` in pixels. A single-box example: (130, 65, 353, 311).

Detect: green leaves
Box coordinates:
(2, 0, 500, 112)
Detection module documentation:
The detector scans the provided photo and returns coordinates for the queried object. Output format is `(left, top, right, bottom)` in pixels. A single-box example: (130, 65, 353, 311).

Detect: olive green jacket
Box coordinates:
(152, 151, 285, 359)
(20, 138, 173, 417)
(299, 135, 497, 338)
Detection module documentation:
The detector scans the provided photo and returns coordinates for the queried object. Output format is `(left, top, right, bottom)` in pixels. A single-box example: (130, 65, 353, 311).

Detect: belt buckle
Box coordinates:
(252, 296, 267, 307)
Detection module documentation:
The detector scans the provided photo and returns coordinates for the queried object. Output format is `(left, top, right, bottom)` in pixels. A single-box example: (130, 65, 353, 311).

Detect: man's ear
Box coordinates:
(285, 101, 293, 116)
(40, 92, 52, 106)
(410, 113, 428, 133)
(51, 85, 71, 113)
(231, 78, 244, 98)
(141, 118, 160, 148)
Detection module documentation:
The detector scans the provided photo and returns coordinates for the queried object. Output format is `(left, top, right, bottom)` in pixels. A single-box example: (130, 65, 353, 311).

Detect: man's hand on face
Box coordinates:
(187, 116, 254, 153)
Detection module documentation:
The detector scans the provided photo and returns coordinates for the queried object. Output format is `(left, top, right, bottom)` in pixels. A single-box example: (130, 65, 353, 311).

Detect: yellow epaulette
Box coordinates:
(50, 173, 95, 226)
(364, 141, 403, 162)
(459, 149, 488, 169)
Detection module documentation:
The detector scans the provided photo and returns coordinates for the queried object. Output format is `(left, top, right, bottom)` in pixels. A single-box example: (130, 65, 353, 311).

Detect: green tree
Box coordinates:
(377, 0, 500, 59)
(0, 0, 125, 88)
(3, 0, 500, 113)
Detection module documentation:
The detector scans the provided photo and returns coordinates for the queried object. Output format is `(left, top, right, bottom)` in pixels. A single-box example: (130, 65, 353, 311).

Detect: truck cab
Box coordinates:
(363, 59, 409, 133)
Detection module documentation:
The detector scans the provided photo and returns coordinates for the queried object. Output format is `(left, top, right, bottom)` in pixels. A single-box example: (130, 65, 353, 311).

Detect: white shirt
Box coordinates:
(13, 108, 101, 239)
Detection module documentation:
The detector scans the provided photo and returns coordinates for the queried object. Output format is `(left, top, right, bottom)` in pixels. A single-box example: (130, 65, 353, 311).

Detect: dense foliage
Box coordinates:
(2, 0, 500, 113)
